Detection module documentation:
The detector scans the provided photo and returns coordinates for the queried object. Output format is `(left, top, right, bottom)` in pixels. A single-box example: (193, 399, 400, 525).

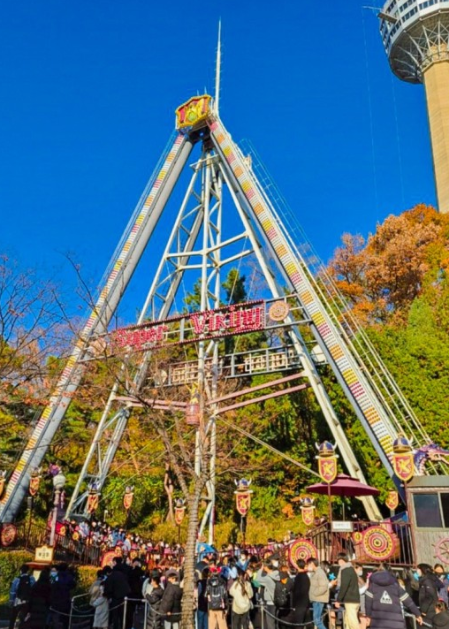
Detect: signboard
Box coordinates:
(331, 521, 354, 533)
(112, 301, 266, 352)
(35, 545, 54, 563)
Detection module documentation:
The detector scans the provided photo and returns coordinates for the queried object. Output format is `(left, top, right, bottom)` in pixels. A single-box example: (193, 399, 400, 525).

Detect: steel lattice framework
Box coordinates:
(1, 92, 444, 540)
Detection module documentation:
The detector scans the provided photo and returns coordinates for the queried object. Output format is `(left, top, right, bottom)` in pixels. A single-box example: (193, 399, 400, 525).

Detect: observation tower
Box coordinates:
(379, 0, 449, 213)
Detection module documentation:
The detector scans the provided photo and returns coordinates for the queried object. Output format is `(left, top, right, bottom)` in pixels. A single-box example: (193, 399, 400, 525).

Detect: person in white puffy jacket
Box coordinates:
(230, 571, 254, 629)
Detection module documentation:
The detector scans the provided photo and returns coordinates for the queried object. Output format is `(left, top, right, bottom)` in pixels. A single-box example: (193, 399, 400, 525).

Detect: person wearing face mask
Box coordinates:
(434, 565, 449, 606)
(365, 563, 423, 629)
(417, 564, 441, 623)
(306, 558, 329, 629)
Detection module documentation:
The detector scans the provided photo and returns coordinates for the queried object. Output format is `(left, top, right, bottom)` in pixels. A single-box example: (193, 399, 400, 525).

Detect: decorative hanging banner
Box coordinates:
(175, 506, 186, 526)
(234, 478, 253, 517)
(301, 507, 315, 527)
(318, 456, 338, 484)
(392, 452, 414, 483)
(185, 385, 200, 426)
(235, 492, 252, 516)
(288, 538, 318, 569)
(174, 498, 186, 526)
(385, 490, 399, 511)
(316, 442, 339, 484)
(392, 435, 414, 483)
(87, 491, 100, 514)
(0, 471, 6, 499)
(29, 469, 42, 497)
(300, 497, 315, 527)
(123, 486, 134, 511)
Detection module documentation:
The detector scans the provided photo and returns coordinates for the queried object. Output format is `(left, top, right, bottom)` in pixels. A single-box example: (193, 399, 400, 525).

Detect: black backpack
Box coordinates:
(16, 574, 32, 602)
(274, 580, 290, 609)
(208, 576, 227, 611)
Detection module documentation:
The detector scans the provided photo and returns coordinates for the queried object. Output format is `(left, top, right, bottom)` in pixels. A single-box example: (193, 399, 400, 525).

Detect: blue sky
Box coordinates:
(0, 0, 435, 320)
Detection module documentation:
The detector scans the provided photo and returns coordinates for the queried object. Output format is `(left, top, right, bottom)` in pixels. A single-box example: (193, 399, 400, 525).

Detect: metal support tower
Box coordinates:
(1, 93, 439, 531)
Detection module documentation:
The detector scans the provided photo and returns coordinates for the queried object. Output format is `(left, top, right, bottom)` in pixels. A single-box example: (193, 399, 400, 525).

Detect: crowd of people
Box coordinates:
(8, 549, 449, 629)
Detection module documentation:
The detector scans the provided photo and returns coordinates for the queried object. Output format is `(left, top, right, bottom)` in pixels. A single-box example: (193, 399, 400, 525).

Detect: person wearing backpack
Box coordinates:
(206, 571, 228, 629)
(255, 561, 280, 629)
(306, 558, 329, 629)
(273, 570, 293, 629)
(8, 564, 35, 629)
(229, 570, 253, 629)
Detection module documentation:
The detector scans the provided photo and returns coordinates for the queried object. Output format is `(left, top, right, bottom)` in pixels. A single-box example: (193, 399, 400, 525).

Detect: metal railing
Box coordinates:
(307, 519, 414, 566)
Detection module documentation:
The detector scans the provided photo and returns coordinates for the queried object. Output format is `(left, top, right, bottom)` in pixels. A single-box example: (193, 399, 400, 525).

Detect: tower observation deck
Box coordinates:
(380, 0, 449, 213)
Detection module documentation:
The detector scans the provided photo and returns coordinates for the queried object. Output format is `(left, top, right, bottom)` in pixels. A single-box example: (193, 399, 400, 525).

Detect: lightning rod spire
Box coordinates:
(215, 20, 222, 115)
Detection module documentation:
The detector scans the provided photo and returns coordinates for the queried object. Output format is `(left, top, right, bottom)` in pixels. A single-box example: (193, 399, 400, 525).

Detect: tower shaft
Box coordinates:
(423, 58, 449, 214)
(379, 2, 449, 213)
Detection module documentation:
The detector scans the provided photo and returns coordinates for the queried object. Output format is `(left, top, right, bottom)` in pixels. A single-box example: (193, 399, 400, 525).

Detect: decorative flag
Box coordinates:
(123, 486, 134, 511)
(300, 497, 315, 527)
(316, 442, 339, 484)
(185, 385, 200, 425)
(29, 469, 41, 497)
(174, 499, 186, 526)
(0, 471, 6, 499)
(392, 435, 414, 483)
(385, 490, 399, 511)
(392, 452, 414, 482)
(234, 478, 253, 517)
(87, 490, 100, 514)
(235, 491, 252, 516)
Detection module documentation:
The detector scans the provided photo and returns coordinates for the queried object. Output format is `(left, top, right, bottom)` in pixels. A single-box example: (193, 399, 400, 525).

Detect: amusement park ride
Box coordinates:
(1, 27, 449, 564)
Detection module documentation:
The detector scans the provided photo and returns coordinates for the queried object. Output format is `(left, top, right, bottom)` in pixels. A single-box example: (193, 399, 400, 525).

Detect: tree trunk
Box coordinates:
(181, 488, 201, 629)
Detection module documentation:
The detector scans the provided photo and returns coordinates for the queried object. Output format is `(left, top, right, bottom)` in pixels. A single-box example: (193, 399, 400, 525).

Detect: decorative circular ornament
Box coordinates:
(362, 526, 395, 561)
(352, 531, 363, 545)
(288, 538, 318, 569)
(101, 550, 118, 568)
(268, 301, 290, 322)
(0, 523, 17, 547)
(434, 537, 449, 564)
(72, 531, 80, 541)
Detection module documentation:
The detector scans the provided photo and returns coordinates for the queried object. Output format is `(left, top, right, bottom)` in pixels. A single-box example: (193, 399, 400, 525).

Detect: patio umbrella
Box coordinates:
(306, 474, 380, 498)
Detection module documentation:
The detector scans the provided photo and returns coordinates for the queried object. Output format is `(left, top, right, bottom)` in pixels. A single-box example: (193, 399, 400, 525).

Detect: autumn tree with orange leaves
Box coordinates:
(328, 205, 449, 324)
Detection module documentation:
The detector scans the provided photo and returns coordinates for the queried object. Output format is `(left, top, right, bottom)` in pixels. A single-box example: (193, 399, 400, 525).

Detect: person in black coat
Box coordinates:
(23, 568, 52, 629)
(126, 559, 145, 629)
(51, 563, 76, 629)
(365, 566, 422, 629)
(160, 571, 182, 629)
(146, 574, 164, 629)
(104, 557, 131, 629)
(434, 602, 449, 629)
(418, 564, 441, 623)
(290, 560, 310, 627)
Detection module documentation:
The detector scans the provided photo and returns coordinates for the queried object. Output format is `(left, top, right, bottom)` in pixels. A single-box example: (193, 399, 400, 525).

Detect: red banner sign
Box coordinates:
(235, 491, 252, 516)
(301, 506, 315, 527)
(318, 456, 338, 484)
(87, 493, 99, 514)
(175, 507, 186, 526)
(29, 476, 41, 497)
(112, 301, 265, 352)
(393, 452, 414, 483)
(385, 491, 399, 511)
(123, 491, 134, 511)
